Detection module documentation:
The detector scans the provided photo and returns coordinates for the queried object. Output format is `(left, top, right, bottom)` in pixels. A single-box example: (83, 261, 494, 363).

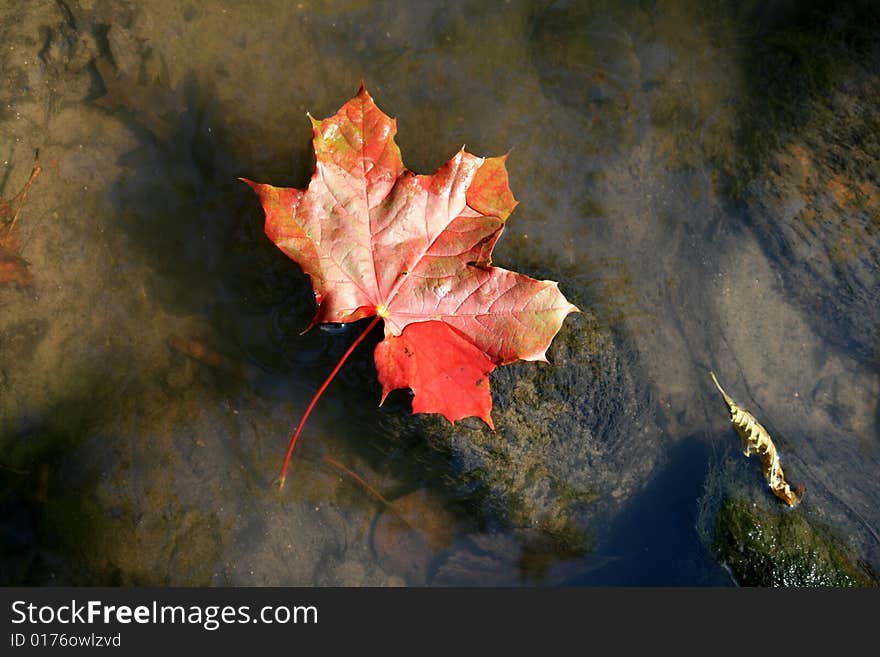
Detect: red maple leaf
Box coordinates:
(242, 85, 577, 487)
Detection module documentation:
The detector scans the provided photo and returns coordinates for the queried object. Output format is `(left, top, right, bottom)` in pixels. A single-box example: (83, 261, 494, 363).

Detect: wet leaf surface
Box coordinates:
(243, 86, 578, 428)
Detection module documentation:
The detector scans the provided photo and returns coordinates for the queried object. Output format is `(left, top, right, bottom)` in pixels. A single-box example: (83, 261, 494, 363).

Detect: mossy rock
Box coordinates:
(379, 290, 662, 564)
(712, 497, 876, 587)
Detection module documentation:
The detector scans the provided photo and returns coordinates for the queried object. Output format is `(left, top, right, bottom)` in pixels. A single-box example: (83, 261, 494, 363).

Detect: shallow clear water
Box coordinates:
(1, 0, 878, 585)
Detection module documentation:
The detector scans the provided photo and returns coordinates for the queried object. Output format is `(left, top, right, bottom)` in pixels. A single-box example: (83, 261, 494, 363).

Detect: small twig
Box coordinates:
(322, 454, 414, 529)
(322, 455, 392, 507)
(4, 155, 42, 236)
(0, 462, 30, 475)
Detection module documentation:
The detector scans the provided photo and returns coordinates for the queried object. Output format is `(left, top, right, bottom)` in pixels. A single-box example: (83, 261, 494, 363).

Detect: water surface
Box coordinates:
(1, 0, 878, 585)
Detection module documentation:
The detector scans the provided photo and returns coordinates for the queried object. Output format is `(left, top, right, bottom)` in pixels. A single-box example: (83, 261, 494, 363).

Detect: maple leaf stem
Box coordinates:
(278, 314, 382, 489)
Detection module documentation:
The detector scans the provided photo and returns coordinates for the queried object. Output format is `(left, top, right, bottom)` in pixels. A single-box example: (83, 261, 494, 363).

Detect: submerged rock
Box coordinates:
(698, 457, 877, 587)
(712, 498, 875, 587)
(380, 287, 662, 566)
(744, 105, 880, 364)
(737, 7, 880, 363)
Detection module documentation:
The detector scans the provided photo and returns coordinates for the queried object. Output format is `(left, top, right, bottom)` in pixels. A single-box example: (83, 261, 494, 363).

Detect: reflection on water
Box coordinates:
(0, 0, 878, 585)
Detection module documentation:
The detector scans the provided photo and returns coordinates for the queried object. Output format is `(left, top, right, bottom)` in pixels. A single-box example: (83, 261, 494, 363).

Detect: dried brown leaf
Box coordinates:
(0, 158, 41, 289)
(167, 334, 254, 380)
(0, 249, 33, 288)
(710, 372, 805, 507)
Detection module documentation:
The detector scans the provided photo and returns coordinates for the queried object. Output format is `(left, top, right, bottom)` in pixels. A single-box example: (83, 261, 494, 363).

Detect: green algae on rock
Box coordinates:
(697, 456, 877, 587)
(712, 498, 876, 587)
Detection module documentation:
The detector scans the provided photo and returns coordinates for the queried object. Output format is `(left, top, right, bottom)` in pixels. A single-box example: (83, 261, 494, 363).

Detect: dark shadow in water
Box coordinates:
(94, 55, 313, 335)
(563, 435, 731, 586)
(93, 54, 432, 392)
(0, 391, 110, 585)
